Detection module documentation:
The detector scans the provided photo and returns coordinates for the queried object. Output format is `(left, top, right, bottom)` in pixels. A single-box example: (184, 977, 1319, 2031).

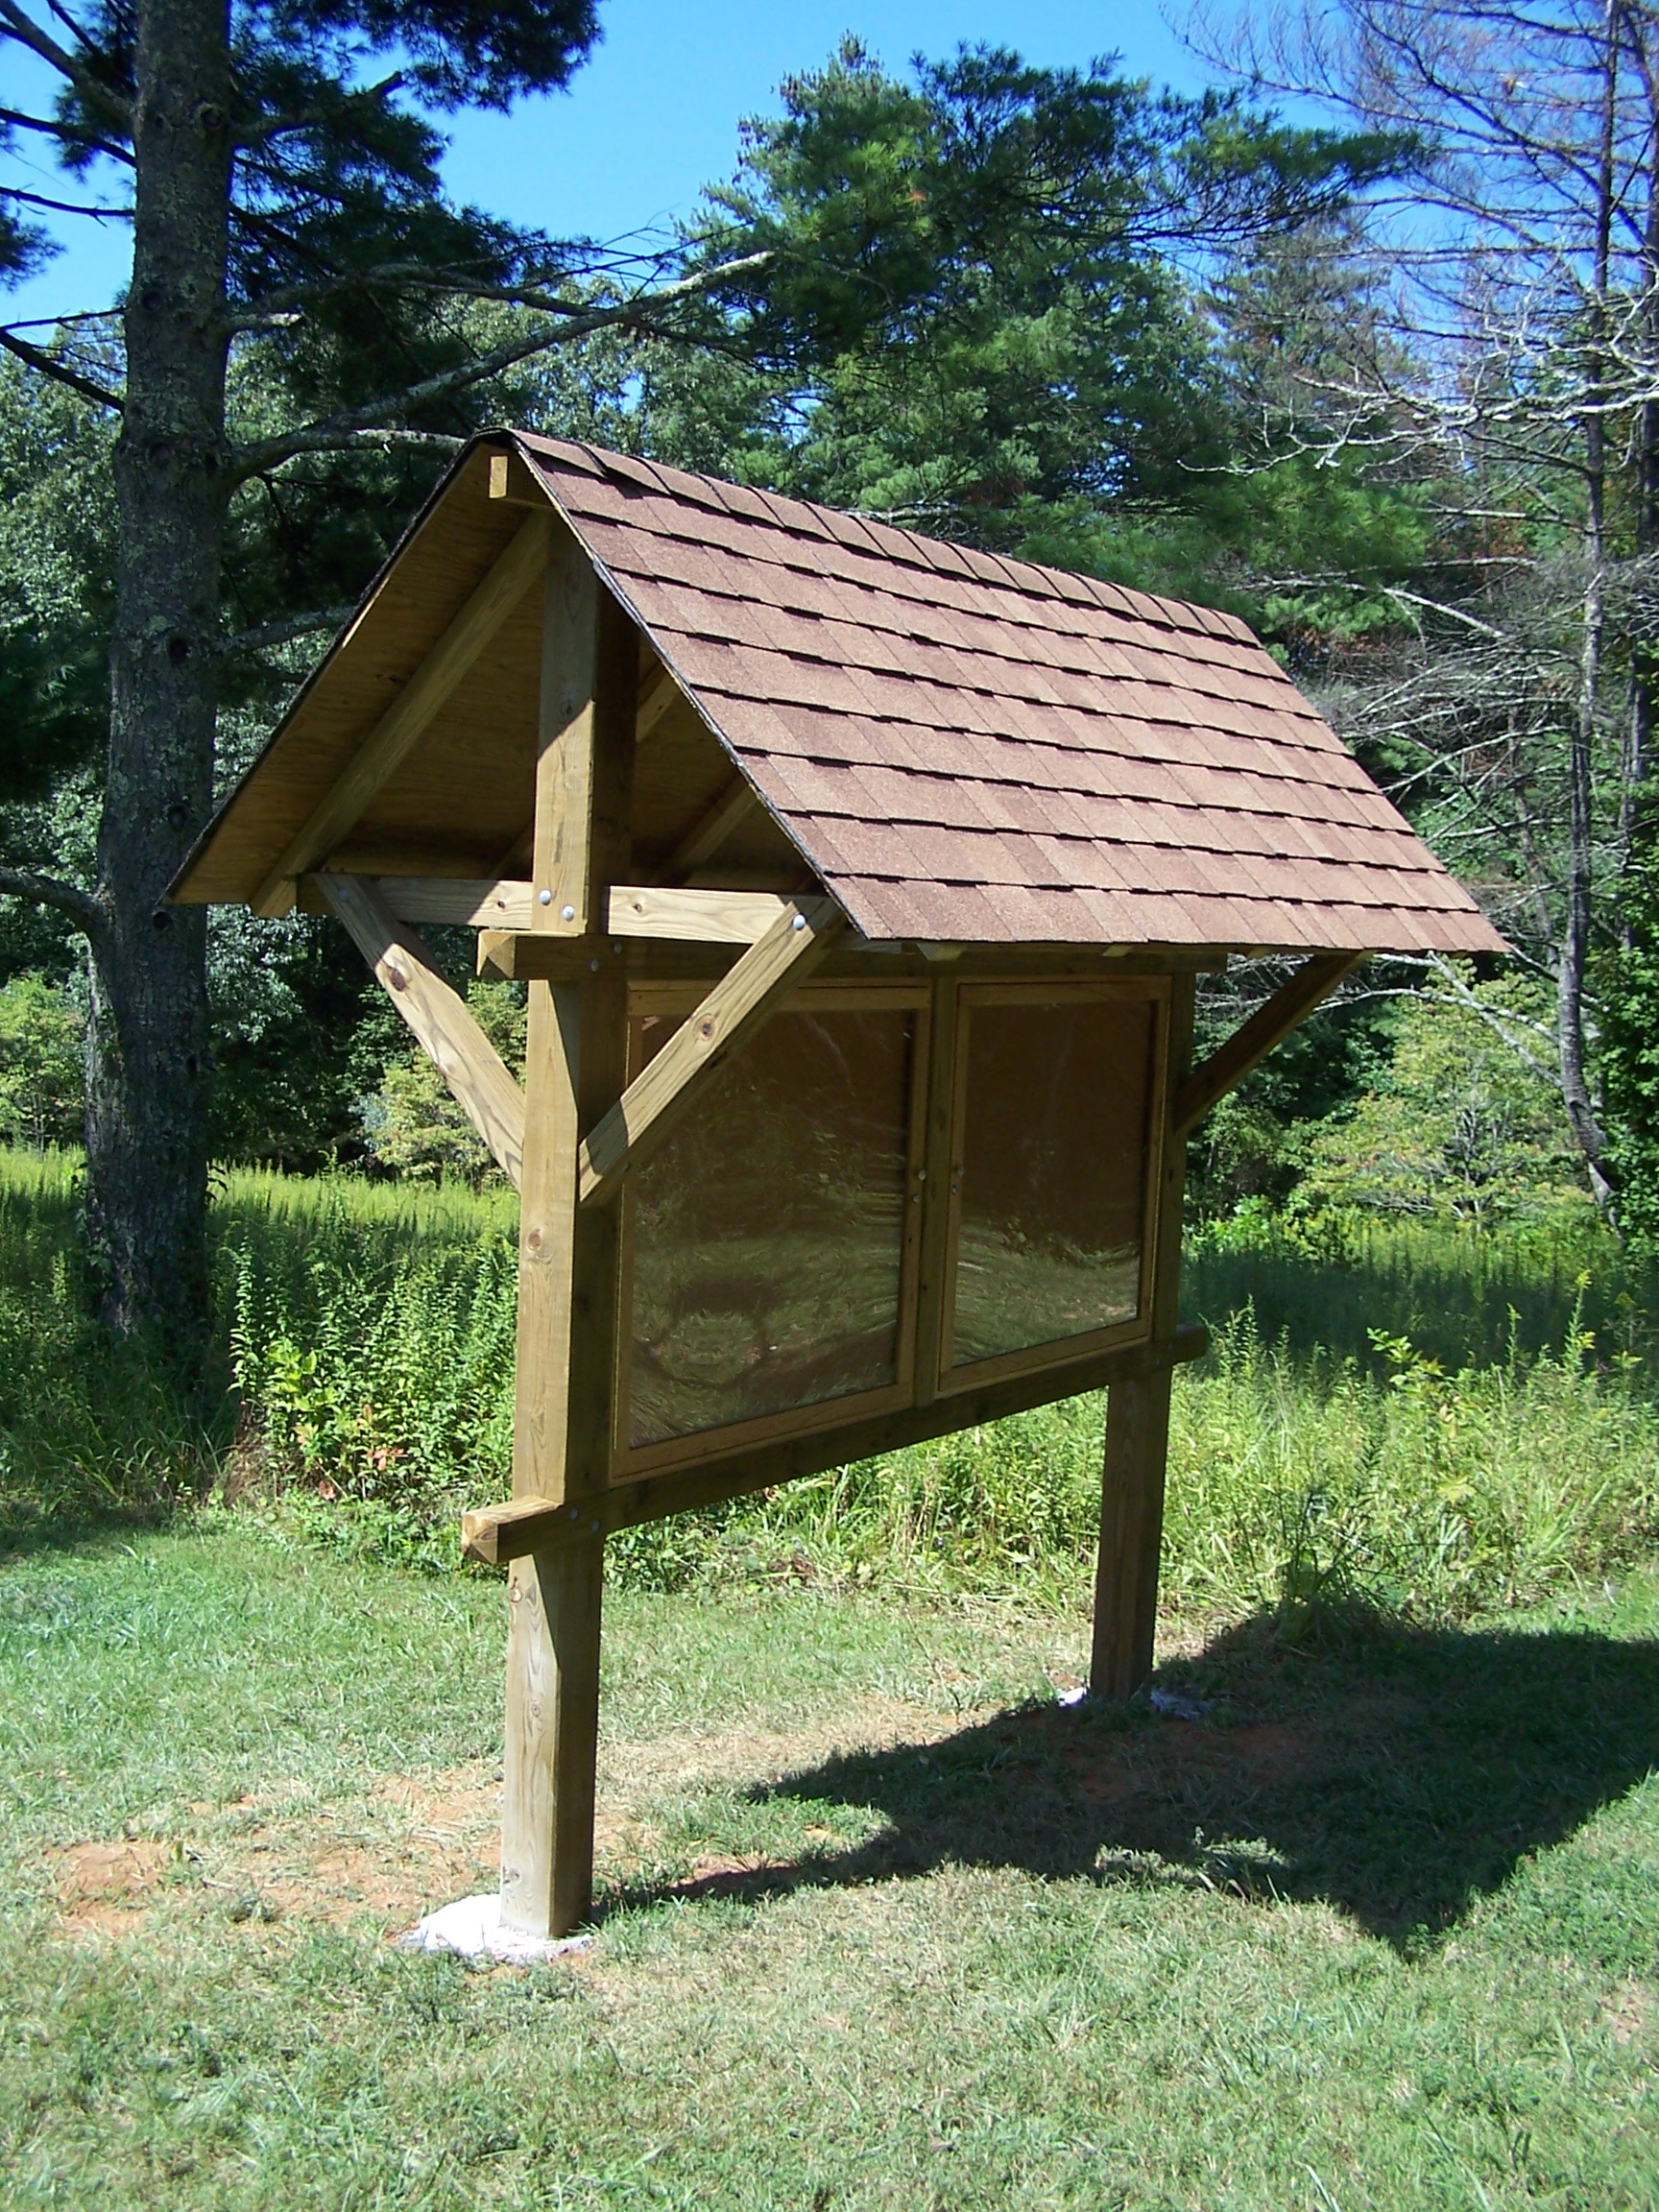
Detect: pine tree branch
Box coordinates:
(0, 0, 131, 128)
(228, 253, 768, 481)
(220, 603, 354, 656)
(0, 865, 108, 943)
(0, 182, 130, 220)
(0, 103, 132, 165)
(0, 326, 123, 409)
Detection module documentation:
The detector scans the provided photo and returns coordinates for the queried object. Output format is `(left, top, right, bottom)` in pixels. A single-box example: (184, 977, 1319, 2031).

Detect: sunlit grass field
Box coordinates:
(4, 1149, 1659, 2204)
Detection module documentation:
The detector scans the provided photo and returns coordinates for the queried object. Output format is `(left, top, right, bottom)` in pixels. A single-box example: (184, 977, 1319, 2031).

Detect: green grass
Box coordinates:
(6, 1521, 1659, 2205)
(3, 1149, 1658, 1629)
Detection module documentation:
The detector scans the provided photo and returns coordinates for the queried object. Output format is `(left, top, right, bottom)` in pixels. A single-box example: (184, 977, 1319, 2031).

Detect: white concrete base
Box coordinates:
(400, 1891, 594, 1965)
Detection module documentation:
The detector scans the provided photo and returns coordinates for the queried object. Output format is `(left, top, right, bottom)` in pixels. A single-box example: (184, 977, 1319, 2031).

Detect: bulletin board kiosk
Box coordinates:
(173, 433, 1503, 1939)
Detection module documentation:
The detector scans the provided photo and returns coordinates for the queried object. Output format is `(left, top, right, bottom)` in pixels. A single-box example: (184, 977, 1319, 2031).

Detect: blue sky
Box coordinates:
(2, 2, 1219, 328)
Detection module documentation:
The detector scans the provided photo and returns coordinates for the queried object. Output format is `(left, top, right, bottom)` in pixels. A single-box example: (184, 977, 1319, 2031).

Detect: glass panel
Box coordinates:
(951, 996, 1154, 1368)
(627, 1005, 914, 1448)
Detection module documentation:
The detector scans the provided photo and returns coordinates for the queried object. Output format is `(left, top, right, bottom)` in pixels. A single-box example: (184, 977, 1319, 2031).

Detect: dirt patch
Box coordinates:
(1603, 1981, 1651, 2045)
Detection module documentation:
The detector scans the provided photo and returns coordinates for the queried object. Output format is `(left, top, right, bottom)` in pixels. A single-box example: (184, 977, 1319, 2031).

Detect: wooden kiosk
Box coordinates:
(173, 434, 1503, 1938)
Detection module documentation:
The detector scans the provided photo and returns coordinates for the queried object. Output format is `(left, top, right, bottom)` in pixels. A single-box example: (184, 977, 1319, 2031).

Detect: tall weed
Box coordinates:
(3, 1149, 1656, 1623)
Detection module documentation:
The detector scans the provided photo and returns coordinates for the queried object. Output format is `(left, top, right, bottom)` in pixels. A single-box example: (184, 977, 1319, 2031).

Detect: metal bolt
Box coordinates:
(590, 958, 600, 973)
(791, 914, 806, 931)
(562, 903, 576, 922)
(538, 888, 552, 906)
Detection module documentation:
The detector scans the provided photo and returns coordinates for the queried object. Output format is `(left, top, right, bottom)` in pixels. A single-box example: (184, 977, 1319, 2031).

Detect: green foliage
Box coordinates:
(0, 974, 82, 1149)
(1298, 975, 1586, 1227)
(3, 1150, 1656, 1626)
(358, 978, 524, 1184)
(1605, 812, 1659, 1252)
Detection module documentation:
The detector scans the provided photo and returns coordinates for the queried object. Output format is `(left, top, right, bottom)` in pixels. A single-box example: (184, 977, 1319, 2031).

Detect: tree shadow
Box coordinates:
(616, 1610, 1659, 1947)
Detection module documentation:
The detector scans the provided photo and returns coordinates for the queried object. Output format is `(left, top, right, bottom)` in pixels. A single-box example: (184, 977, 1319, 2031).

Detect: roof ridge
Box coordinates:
(508, 430, 1247, 644)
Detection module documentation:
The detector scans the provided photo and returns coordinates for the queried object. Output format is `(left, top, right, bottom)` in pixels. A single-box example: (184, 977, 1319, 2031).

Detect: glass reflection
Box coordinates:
(951, 996, 1154, 1367)
(628, 1005, 913, 1448)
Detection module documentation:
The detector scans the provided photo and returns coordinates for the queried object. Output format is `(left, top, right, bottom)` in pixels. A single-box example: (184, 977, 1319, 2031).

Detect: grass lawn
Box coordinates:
(5, 1520, 1659, 2207)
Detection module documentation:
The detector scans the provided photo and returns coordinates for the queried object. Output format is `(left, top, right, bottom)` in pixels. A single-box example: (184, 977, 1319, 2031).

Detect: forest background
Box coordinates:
(2, 0, 1657, 1303)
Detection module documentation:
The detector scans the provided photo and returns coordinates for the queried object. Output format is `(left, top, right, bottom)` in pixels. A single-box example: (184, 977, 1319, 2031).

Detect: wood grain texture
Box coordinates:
(577, 896, 843, 1209)
(659, 776, 761, 882)
(533, 533, 600, 933)
(499, 592, 637, 1940)
(1092, 974, 1195, 1701)
(463, 1322, 1210, 1563)
(1172, 953, 1365, 1136)
(606, 883, 801, 944)
(251, 513, 551, 917)
(312, 874, 525, 1187)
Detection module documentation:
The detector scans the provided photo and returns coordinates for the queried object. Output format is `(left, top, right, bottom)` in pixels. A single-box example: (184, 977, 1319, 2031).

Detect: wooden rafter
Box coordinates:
(577, 895, 843, 1209)
(313, 874, 526, 1187)
(658, 775, 760, 882)
(1171, 952, 1366, 1139)
(251, 514, 553, 919)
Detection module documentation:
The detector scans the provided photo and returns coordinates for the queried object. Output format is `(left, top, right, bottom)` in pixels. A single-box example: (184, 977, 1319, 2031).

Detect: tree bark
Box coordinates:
(85, 0, 232, 1353)
(1561, 0, 1622, 1214)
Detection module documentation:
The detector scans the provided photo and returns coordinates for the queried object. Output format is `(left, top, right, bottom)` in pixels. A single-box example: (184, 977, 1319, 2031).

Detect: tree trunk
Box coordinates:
(86, 0, 232, 1355)
(1561, 0, 1622, 1214)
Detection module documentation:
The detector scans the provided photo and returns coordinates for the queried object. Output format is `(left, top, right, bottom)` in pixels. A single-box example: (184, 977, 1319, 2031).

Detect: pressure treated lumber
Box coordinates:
(312, 874, 525, 1187)
(373, 878, 805, 944)
(1172, 952, 1365, 1137)
(499, 592, 637, 1941)
(251, 513, 551, 917)
(461, 1320, 1211, 1564)
(659, 776, 761, 881)
(576, 896, 843, 1209)
(533, 532, 600, 933)
(1092, 976, 1194, 1701)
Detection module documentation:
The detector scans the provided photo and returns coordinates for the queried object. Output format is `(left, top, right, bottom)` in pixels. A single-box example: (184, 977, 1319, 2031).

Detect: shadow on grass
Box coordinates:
(615, 1611, 1659, 1948)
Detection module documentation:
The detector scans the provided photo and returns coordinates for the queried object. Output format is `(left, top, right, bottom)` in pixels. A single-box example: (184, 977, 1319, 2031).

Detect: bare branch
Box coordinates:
(0, 865, 108, 943)
(0, 0, 131, 127)
(0, 326, 122, 409)
(219, 603, 354, 657)
(0, 182, 130, 220)
(228, 252, 769, 482)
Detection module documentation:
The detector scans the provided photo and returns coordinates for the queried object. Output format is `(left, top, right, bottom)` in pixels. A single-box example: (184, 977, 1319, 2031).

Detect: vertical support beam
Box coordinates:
(533, 527, 600, 935)
(1091, 974, 1194, 1702)
(499, 585, 637, 1939)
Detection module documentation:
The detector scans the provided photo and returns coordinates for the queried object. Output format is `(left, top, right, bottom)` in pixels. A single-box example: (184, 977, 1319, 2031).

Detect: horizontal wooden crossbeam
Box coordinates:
(461, 1322, 1210, 1564)
(577, 896, 843, 1208)
(369, 876, 807, 944)
(1171, 951, 1366, 1138)
(315, 875, 527, 1187)
(251, 513, 552, 919)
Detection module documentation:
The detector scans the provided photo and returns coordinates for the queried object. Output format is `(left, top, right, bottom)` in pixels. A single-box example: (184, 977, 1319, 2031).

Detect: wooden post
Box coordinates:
(1091, 974, 1194, 1701)
(499, 556, 636, 1939)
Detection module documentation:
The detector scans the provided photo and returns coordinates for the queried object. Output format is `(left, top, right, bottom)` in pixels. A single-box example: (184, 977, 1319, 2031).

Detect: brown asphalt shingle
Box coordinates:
(515, 433, 1503, 955)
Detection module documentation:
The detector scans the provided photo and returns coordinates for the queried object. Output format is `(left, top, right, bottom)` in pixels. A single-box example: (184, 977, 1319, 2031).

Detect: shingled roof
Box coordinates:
(177, 431, 1503, 958)
(514, 436, 1500, 955)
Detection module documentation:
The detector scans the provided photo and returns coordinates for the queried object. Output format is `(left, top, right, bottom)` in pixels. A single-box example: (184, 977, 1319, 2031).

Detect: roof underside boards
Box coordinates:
(513, 434, 1503, 957)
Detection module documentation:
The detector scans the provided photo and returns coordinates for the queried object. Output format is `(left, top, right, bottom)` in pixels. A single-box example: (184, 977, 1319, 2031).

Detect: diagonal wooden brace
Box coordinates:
(577, 895, 843, 1208)
(1171, 951, 1366, 1139)
(313, 874, 527, 1187)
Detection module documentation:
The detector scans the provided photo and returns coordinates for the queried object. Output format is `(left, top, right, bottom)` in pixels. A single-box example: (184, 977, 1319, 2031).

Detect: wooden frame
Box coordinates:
(611, 976, 932, 1479)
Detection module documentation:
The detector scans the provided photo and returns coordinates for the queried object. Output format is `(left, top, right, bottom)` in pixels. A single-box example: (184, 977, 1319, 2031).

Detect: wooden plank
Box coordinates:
(606, 884, 797, 944)
(463, 1321, 1210, 1563)
(311, 874, 525, 1187)
(658, 777, 761, 882)
(533, 533, 599, 934)
(1172, 952, 1365, 1137)
(376, 877, 536, 929)
(910, 972, 960, 1407)
(636, 664, 681, 741)
(1092, 975, 1194, 1701)
(251, 513, 552, 918)
(577, 896, 842, 1209)
(499, 590, 637, 1942)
